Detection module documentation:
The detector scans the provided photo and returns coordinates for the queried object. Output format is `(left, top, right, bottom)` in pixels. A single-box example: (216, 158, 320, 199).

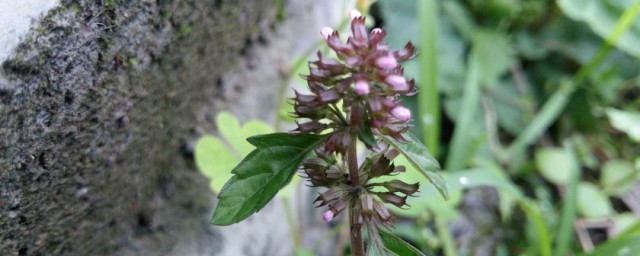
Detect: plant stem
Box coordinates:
(347, 138, 364, 256)
(436, 216, 458, 256)
(281, 197, 301, 248)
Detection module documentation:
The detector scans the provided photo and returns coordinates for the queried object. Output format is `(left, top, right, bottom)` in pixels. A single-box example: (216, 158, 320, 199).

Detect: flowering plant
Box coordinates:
(210, 10, 448, 255)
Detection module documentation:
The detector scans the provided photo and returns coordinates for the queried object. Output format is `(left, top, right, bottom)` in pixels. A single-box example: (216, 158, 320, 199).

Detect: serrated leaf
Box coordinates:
(379, 228, 429, 256)
(380, 132, 448, 200)
(211, 133, 326, 225)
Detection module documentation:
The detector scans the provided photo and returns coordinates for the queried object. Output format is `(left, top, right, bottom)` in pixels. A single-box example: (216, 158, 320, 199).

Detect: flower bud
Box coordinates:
(360, 194, 375, 220)
(375, 56, 398, 69)
(355, 80, 370, 95)
(349, 9, 362, 20)
(319, 89, 340, 103)
(383, 180, 419, 195)
(373, 202, 393, 224)
(390, 106, 411, 122)
(320, 27, 334, 40)
(345, 56, 362, 67)
(376, 192, 408, 208)
(322, 210, 334, 222)
(385, 75, 408, 91)
(394, 42, 417, 61)
(295, 121, 328, 133)
(384, 149, 399, 160)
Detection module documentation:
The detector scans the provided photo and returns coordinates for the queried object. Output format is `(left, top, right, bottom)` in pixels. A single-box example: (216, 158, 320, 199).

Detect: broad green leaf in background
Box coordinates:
(577, 182, 613, 218)
(378, 0, 466, 96)
(379, 228, 429, 256)
(380, 132, 448, 199)
(217, 112, 249, 156)
(535, 147, 575, 185)
(600, 159, 638, 195)
(606, 108, 640, 142)
(211, 133, 326, 225)
(474, 30, 514, 86)
(558, 0, 640, 58)
(195, 135, 237, 192)
(195, 112, 298, 197)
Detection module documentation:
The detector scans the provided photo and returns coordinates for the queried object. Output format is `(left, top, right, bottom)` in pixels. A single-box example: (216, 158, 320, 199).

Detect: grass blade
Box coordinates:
(417, 0, 440, 156)
(445, 50, 480, 171)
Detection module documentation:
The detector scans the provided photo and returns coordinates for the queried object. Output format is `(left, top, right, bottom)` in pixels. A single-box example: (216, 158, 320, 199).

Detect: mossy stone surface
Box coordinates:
(0, 0, 276, 255)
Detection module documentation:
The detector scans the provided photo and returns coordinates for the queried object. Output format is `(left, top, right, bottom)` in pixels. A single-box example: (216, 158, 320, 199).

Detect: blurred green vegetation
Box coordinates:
(374, 0, 640, 255)
(197, 0, 640, 255)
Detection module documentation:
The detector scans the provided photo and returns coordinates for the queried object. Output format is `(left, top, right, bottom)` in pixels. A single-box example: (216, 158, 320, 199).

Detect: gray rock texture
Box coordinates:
(0, 0, 281, 255)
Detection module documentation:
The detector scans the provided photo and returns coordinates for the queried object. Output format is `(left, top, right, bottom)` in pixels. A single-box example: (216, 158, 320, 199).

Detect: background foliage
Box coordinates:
(196, 0, 640, 255)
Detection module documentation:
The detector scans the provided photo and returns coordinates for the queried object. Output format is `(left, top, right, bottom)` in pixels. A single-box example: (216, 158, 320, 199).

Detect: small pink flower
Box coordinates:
(391, 106, 411, 121)
(320, 27, 334, 40)
(375, 56, 398, 69)
(385, 75, 408, 91)
(371, 28, 383, 34)
(349, 9, 362, 20)
(322, 210, 334, 222)
(355, 80, 370, 95)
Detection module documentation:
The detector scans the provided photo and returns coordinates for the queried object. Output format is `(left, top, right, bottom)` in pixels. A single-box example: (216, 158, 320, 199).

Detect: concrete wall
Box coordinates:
(0, 0, 277, 255)
(0, 0, 347, 255)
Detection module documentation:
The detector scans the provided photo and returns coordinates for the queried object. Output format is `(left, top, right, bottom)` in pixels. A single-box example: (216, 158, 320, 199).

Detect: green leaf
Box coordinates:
(558, 0, 640, 58)
(554, 143, 580, 256)
(211, 133, 326, 225)
(588, 234, 640, 256)
(195, 112, 294, 195)
(194, 135, 237, 192)
(381, 132, 448, 200)
(474, 31, 514, 86)
(577, 182, 613, 218)
(606, 108, 640, 142)
(600, 159, 638, 195)
(379, 228, 429, 256)
(535, 147, 574, 185)
(216, 111, 249, 156)
(445, 49, 480, 172)
(358, 111, 378, 149)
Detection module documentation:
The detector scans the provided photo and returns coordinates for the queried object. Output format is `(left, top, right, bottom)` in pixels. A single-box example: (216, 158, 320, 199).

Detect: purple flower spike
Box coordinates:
(320, 27, 334, 40)
(349, 9, 362, 20)
(385, 75, 408, 91)
(322, 210, 334, 222)
(375, 56, 398, 69)
(355, 80, 370, 95)
(391, 106, 411, 121)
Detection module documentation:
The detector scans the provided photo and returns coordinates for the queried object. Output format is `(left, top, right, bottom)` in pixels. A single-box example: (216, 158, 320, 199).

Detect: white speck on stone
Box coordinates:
(75, 187, 89, 197)
(8, 211, 17, 218)
(459, 177, 469, 185)
(0, 0, 61, 62)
